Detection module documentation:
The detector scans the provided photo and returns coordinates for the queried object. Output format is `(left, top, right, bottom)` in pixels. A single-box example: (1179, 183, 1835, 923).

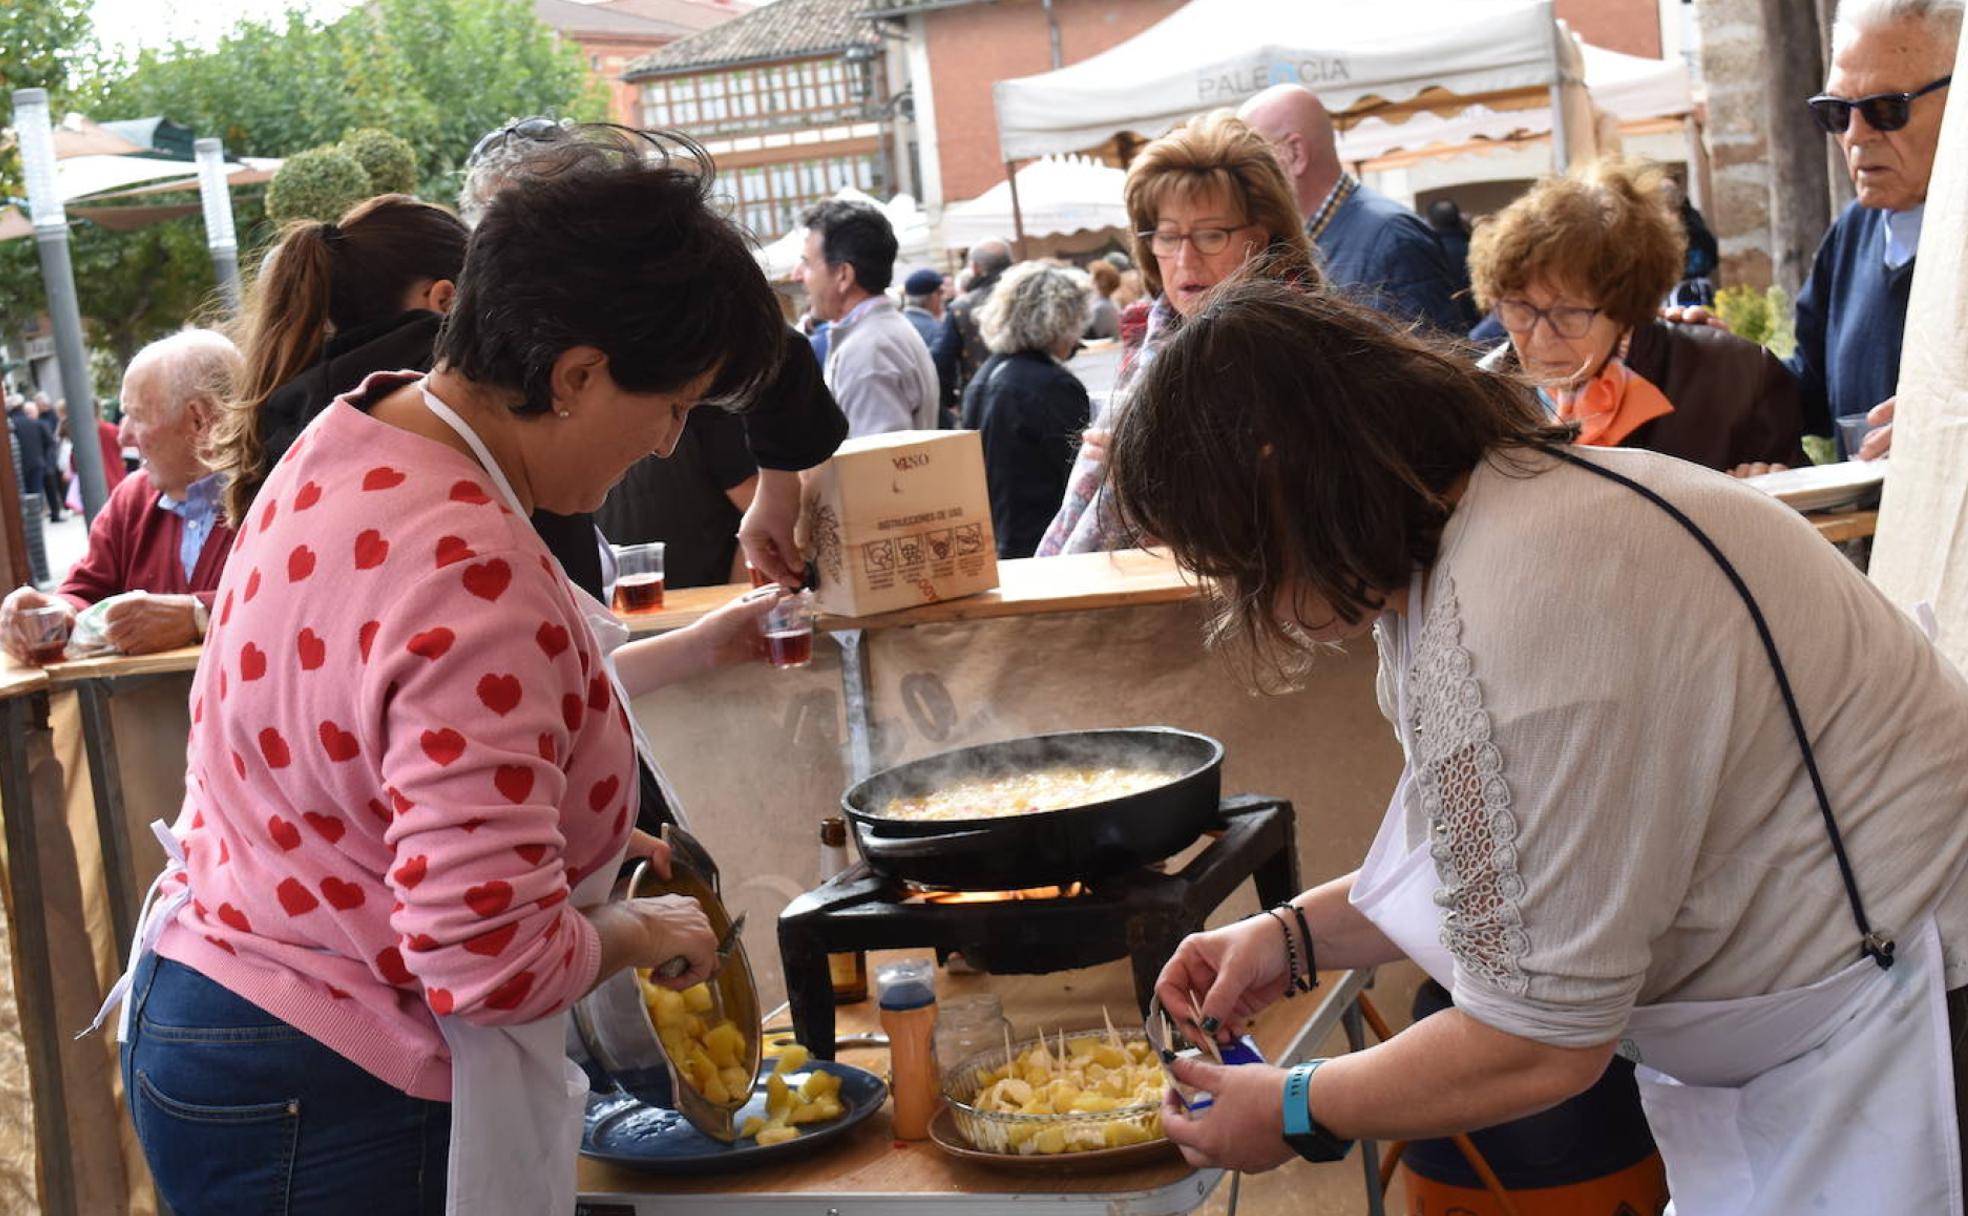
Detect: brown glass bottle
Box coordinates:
(818, 817, 869, 1003)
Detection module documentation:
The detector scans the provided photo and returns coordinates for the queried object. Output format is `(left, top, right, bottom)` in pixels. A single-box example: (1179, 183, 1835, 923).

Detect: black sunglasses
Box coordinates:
(467, 116, 566, 166)
(1807, 75, 1950, 134)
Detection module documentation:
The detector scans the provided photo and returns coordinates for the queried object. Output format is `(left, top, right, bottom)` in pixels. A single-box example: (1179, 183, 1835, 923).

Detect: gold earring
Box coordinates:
(558, 410, 570, 418)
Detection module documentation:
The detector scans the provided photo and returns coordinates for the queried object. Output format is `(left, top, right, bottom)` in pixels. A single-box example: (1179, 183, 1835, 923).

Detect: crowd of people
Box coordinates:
(0, 0, 1957, 1209)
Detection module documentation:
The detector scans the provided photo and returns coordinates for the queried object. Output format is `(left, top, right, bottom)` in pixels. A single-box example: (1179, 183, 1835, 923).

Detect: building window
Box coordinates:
(637, 54, 866, 140)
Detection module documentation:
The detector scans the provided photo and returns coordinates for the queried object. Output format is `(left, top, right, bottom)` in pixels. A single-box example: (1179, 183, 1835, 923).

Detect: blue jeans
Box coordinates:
(121, 953, 451, 1215)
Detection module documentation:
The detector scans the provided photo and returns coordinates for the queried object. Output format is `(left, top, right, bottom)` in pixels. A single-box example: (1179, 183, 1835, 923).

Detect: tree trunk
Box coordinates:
(1758, 0, 1834, 296)
(1817, 0, 1859, 213)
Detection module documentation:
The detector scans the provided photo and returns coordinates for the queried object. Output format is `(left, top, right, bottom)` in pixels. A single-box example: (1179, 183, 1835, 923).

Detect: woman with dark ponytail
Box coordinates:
(212, 193, 468, 526)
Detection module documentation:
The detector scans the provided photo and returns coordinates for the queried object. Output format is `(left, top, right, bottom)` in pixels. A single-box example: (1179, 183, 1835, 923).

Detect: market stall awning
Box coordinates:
(1336, 37, 1692, 161)
(57, 153, 210, 203)
(991, 0, 1569, 162)
(940, 156, 1128, 247)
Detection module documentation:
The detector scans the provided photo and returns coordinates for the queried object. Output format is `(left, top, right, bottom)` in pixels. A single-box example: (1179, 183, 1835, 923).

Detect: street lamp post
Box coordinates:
(195, 137, 242, 313)
(11, 88, 110, 522)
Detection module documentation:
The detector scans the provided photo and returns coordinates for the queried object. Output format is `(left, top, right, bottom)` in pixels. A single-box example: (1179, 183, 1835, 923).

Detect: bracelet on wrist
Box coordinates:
(1288, 902, 1317, 991)
(1263, 906, 1299, 998)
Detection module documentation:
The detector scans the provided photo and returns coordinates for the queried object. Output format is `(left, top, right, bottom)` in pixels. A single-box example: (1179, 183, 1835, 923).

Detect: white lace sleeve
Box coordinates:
(1408, 578, 1531, 996)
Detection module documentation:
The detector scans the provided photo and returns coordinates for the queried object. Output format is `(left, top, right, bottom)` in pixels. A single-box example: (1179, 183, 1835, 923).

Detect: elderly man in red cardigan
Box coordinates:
(1, 329, 243, 661)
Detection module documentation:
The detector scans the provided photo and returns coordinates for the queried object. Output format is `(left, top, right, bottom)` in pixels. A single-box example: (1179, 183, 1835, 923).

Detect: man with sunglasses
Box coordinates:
(1787, 0, 1958, 460)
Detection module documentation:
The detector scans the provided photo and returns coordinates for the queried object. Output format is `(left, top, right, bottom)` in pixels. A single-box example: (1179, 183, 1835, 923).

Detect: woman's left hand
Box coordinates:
(687, 588, 780, 671)
(1159, 1056, 1297, 1173)
(626, 829, 674, 879)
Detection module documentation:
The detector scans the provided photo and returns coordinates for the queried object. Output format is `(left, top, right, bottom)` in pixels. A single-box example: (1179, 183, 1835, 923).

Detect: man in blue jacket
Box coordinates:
(1239, 84, 1467, 335)
(1787, 0, 1956, 458)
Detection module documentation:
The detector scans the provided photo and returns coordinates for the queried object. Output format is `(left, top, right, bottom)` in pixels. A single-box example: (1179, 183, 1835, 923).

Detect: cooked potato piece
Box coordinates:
(638, 969, 769, 1108)
(966, 1031, 1168, 1156)
(681, 983, 714, 1013)
(765, 1073, 792, 1119)
(771, 1044, 810, 1075)
(798, 1069, 841, 1101)
(739, 1115, 768, 1138)
(755, 1125, 800, 1146)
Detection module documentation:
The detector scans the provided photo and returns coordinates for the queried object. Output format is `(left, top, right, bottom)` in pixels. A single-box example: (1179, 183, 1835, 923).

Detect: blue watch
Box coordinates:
(1281, 1059, 1353, 1162)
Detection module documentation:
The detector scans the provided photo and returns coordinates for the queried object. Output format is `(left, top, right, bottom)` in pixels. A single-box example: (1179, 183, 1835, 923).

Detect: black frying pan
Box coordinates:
(841, 727, 1224, 889)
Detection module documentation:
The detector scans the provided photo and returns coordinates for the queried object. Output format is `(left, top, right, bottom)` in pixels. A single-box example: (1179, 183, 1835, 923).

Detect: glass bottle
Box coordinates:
(818, 817, 868, 1004)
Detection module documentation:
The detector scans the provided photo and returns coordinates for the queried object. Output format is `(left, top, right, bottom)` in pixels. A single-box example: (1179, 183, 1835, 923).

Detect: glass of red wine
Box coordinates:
(610, 543, 666, 615)
(762, 590, 815, 669)
(20, 604, 71, 665)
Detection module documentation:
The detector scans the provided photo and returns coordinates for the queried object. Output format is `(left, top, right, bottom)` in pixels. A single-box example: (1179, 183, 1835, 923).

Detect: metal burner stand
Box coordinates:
(778, 795, 1298, 1057)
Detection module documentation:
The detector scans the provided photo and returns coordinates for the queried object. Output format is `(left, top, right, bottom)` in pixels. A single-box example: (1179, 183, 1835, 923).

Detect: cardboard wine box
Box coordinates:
(799, 430, 1000, 618)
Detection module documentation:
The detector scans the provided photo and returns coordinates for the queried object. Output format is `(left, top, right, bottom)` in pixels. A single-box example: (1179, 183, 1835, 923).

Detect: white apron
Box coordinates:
(1349, 480, 1963, 1214)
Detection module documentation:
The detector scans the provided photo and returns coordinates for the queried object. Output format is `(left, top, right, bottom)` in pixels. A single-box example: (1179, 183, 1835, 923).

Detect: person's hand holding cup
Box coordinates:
(0, 587, 73, 665)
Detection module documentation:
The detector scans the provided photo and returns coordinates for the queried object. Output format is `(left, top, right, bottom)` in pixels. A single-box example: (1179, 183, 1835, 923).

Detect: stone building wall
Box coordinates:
(1697, 0, 1776, 288)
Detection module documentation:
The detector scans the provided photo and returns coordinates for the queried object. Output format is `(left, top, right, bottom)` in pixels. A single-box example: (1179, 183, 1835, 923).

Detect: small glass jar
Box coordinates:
(935, 994, 1011, 1087)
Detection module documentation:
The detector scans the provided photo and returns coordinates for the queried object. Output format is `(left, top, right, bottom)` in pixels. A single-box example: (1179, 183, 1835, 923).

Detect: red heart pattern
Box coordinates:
(586, 672, 609, 712)
(393, 855, 428, 888)
(536, 621, 570, 658)
(296, 628, 326, 671)
(376, 946, 414, 985)
(287, 545, 316, 582)
(293, 480, 322, 511)
(244, 568, 262, 601)
(493, 765, 534, 804)
(217, 903, 252, 933)
(537, 889, 567, 911)
(428, 988, 455, 1015)
(561, 694, 583, 732)
(367, 798, 392, 825)
(448, 480, 491, 505)
(358, 620, 380, 662)
(420, 728, 466, 767)
(407, 933, 439, 952)
(389, 787, 415, 816)
(303, 811, 346, 843)
(588, 776, 619, 812)
(260, 500, 278, 533)
(465, 880, 513, 918)
(276, 878, 318, 916)
(362, 466, 407, 491)
(462, 559, 512, 603)
(406, 628, 454, 660)
(464, 923, 517, 957)
(353, 529, 390, 570)
(239, 641, 268, 681)
(477, 673, 522, 716)
(435, 535, 475, 568)
(267, 814, 302, 851)
(220, 590, 234, 626)
(320, 877, 365, 910)
(536, 732, 556, 763)
(514, 843, 547, 865)
(485, 970, 535, 1011)
(258, 727, 292, 769)
(316, 720, 359, 762)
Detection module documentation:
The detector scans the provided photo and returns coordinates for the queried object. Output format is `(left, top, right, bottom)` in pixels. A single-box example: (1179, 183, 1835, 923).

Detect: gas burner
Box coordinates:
(777, 796, 1298, 1058)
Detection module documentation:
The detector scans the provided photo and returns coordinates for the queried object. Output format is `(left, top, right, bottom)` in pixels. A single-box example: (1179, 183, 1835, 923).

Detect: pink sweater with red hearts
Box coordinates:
(155, 376, 636, 1101)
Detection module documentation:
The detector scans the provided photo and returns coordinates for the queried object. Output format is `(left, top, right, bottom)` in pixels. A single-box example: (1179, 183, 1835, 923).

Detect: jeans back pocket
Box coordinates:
(134, 1069, 299, 1216)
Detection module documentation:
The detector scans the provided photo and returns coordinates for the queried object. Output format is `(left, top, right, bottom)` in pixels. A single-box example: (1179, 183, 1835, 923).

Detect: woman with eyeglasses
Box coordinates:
(1468, 161, 1807, 475)
(1035, 109, 1316, 556)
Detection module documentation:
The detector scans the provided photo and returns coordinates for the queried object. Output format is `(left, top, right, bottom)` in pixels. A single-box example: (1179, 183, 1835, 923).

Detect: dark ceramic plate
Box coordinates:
(581, 1060, 887, 1176)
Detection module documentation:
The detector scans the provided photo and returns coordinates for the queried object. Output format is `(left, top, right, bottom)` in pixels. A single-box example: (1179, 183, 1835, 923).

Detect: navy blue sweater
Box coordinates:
(1786, 202, 1912, 450)
(1315, 183, 1468, 335)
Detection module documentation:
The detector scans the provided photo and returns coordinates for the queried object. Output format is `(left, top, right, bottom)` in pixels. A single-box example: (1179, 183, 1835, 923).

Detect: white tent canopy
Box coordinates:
(940, 155, 1129, 247)
(992, 0, 1570, 163)
(1337, 38, 1693, 161)
(54, 153, 281, 205)
(754, 188, 934, 281)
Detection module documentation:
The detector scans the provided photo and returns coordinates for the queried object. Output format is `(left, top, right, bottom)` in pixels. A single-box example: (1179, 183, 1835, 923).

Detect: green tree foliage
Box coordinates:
(339, 128, 419, 197)
(3, 0, 604, 392)
(265, 146, 371, 225)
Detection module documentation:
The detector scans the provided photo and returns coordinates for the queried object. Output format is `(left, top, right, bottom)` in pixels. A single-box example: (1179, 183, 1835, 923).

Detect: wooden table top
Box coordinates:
(577, 951, 1331, 1200)
(0, 660, 49, 701)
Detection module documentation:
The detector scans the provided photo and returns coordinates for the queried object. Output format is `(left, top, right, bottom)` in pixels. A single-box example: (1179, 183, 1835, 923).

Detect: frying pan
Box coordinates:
(841, 727, 1223, 889)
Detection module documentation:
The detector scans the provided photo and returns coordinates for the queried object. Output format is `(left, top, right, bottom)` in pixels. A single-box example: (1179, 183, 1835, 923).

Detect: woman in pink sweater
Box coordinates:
(113, 132, 790, 1214)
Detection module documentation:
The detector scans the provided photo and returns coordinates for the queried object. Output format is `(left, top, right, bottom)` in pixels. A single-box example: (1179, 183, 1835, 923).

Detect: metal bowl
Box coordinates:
(569, 855, 762, 1143)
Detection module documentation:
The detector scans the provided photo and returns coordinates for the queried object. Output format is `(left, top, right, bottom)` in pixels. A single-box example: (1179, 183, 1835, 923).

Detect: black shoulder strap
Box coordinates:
(1542, 446, 1895, 970)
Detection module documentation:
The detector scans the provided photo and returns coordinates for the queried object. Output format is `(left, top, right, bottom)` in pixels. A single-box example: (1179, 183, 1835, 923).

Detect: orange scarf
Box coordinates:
(1546, 337, 1675, 447)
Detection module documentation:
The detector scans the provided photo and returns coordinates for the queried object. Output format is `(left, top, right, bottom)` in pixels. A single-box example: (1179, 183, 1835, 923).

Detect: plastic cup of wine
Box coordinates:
(611, 543, 666, 614)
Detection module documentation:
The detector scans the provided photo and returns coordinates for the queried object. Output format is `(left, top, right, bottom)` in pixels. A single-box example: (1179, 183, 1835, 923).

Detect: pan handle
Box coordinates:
(855, 826, 996, 858)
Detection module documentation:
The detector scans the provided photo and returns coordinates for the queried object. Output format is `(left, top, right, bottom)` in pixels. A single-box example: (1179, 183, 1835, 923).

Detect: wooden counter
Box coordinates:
(576, 951, 1360, 1211)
